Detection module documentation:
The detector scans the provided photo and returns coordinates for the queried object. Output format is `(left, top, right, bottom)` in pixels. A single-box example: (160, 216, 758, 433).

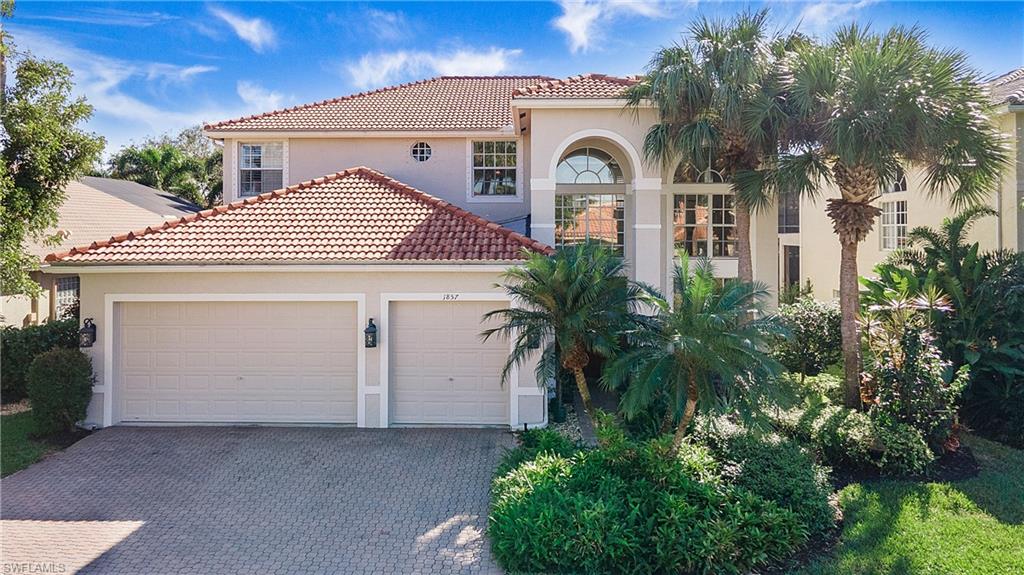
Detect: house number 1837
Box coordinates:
(441, 293, 460, 301)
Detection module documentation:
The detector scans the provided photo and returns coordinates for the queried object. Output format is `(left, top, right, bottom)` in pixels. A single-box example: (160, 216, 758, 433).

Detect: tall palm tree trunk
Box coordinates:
(670, 370, 699, 456)
(735, 202, 753, 283)
(659, 403, 676, 435)
(826, 187, 882, 408)
(838, 237, 862, 407)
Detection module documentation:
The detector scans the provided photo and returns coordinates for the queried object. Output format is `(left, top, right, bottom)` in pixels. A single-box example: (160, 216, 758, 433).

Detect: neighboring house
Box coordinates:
(2, 177, 200, 327)
(42, 71, 1019, 430)
(781, 68, 1024, 299)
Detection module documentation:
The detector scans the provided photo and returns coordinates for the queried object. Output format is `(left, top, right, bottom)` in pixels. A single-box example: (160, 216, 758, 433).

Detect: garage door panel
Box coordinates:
(118, 301, 358, 424)
(390, 301, 509, 425)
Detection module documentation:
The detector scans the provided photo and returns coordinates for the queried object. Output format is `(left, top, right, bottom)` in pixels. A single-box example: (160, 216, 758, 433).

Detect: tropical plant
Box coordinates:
(604, 253, 784, 456)
(108, 143, 214, 207)
(746, 24, 1009, 407)
(482, 242, 651, 421)
(864, 208, 1024, 445)
(625, 9, 794, 283)
(772, 296, 842, 378)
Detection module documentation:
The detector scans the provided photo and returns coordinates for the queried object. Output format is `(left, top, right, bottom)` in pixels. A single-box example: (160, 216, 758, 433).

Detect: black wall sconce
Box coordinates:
(527, 332, 541, 350)
(79, 318, 96, 348)
(364, 318, 378, 348)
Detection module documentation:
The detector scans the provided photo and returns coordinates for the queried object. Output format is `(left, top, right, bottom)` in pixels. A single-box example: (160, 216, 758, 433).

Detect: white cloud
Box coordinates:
(363, 8, 410, 42)
(209, 6, 277, 53)
(345, 47, 522, 90)
(553, 0, 664, 53)
(20, 8, 179, 27)
(7, 27, 278, 156)
(799, 0, 878, 35)
(236, 81, 285, 111)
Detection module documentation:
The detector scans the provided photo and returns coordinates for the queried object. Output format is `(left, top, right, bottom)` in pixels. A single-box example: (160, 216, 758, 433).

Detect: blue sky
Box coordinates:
(7, 1, 1022, 155)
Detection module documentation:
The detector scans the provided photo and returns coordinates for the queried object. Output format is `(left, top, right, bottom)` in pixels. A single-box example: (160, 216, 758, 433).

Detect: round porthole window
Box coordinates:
(411, 142, 432, 162)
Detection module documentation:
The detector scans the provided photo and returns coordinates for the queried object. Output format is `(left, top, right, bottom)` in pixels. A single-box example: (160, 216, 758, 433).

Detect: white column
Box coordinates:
(530, 178, 556, 246)
(632, 178, 664, 289)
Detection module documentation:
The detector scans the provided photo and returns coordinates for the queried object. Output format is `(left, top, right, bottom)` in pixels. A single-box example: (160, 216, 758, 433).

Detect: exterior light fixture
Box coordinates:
(527, 332, 541, 350)
(364, 318, 378, 348)
(79, 318, 97, 348)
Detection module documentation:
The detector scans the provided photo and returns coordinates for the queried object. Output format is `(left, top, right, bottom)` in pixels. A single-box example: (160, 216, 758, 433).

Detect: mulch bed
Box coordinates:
(831, 444, 980, 489)
(43, 427, 93, 450)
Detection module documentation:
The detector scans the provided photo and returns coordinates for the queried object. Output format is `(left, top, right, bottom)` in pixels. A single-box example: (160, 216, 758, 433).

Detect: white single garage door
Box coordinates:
(389, 300, 509, 425)
(117, 301, 358, 423)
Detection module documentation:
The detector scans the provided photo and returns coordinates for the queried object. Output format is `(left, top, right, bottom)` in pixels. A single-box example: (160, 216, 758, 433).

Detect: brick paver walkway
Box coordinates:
(1, 426, 513, 574)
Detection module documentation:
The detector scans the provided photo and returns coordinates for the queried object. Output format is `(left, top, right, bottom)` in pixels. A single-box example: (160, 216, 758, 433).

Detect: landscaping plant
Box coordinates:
(746, 24, 1009, 407)
(0, 318, 78, 401)
(483, 242, 651, 421)
(865, 207, 1024, 446)
(603, 253, 784, 456)
(772, 296, 842, 378)
(489, 426, 806, 574)
(26, 348, 94, 435)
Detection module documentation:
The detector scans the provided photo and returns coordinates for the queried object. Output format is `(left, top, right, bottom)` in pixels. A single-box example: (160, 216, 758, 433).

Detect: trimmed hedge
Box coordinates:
(27, 348, 94, 434)
(489, 429, 806, 574)
(1, 319, 78, 401)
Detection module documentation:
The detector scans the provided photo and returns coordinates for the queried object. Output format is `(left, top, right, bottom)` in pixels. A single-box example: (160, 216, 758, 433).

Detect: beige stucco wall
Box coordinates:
(222, 136, 531, 226)
(71, 268, 545, 429)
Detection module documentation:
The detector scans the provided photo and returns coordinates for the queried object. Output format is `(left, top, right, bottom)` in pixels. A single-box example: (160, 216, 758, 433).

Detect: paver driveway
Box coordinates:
(1, 426, 514, 574)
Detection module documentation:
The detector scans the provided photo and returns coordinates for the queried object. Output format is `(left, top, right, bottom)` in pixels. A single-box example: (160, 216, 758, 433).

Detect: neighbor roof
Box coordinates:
(204, 76, 552, 133)
(512, 74, 639, 99)
(26, 178, 201, 261)
(45, 167, 551, 265)
(988, 68, 1024, 106)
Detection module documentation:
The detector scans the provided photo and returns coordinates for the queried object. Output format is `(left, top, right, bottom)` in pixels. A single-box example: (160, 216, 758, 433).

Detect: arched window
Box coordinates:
(556, 148, 624, 184)
(673, 161, 725, 184)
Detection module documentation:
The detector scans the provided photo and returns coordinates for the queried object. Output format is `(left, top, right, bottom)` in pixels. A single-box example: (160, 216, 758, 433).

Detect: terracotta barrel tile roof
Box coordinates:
(512, 74, 639, 99)
(988, 67, 1024, 106)
(46, 168, 552, 265)
(204, 76, 552, 133)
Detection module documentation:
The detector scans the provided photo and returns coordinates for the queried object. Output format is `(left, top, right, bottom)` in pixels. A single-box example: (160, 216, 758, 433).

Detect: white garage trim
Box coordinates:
(102, 293, 366, 428)
(379, 292, 541, 429)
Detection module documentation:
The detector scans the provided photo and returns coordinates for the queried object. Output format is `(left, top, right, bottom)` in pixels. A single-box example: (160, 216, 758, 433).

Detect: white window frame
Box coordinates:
(466, 139, 523, 203)
(880, 200, 908, 250)
(882, 168, 908, 194)
(411, 142, 432, 162)
(235, 140, 288, 199)
(554, 192, 625, 255)
(672, 192, 738, 258)
(55, 276, 80, 317)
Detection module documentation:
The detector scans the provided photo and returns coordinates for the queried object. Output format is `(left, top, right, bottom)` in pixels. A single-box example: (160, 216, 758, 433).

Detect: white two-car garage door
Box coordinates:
(117, 301, 358, 424)
(389, 301, 510, 425)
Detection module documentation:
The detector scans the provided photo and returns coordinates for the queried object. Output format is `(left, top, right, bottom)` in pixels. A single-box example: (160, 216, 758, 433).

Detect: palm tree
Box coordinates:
(747, 25, 1008, 407)
(625, 9, 793, 282)
(109, 143, 211, 207)
(604, 253, 784, 456)
(481, 242, 651, 420)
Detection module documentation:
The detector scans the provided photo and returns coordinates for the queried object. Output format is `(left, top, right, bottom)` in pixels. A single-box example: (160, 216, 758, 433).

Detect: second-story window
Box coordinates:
(239, 142, 284, 197)
(555, 194, 624, 255)
(880, 200, 908, 250)
(673, 193, 737, 257)
(778, 192, 800, 233)
(472, 141, 517, 196)
(882, 167, 907, 194)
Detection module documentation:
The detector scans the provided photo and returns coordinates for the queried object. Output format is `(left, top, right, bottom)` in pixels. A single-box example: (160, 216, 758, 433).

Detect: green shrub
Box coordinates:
(1, 318, 78, 401)
(497, 427, 580, 476)
(26, 348, 94, 435)
(694, 419, 835, 540)
(489, 432, 805, 574)
(772, 397, 935, 476)
(772, 297, 842, 377)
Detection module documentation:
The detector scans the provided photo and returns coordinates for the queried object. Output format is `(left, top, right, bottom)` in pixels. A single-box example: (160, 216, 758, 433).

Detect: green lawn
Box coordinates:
(1, 411, 50, 477)
(799, 435, 1024, 575)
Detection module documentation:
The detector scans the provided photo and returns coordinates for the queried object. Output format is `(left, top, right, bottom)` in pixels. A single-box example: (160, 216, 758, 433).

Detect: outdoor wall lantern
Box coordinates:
(79, 318, 97, 348)
(527, 332, 541, 349)
(364, 318, 378, 348)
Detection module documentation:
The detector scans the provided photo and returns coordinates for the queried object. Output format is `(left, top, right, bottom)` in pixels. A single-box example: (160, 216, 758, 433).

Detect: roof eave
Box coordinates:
(202, 128, 518, 140)
(510, 97, 653, 109)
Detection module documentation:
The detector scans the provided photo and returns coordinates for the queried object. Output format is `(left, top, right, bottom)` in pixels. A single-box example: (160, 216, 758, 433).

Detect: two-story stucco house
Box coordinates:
(44, 70, 1020, 431)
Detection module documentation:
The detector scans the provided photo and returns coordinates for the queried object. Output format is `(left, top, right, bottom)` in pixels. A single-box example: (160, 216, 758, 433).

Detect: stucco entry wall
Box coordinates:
(73, 268, 544, 429)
